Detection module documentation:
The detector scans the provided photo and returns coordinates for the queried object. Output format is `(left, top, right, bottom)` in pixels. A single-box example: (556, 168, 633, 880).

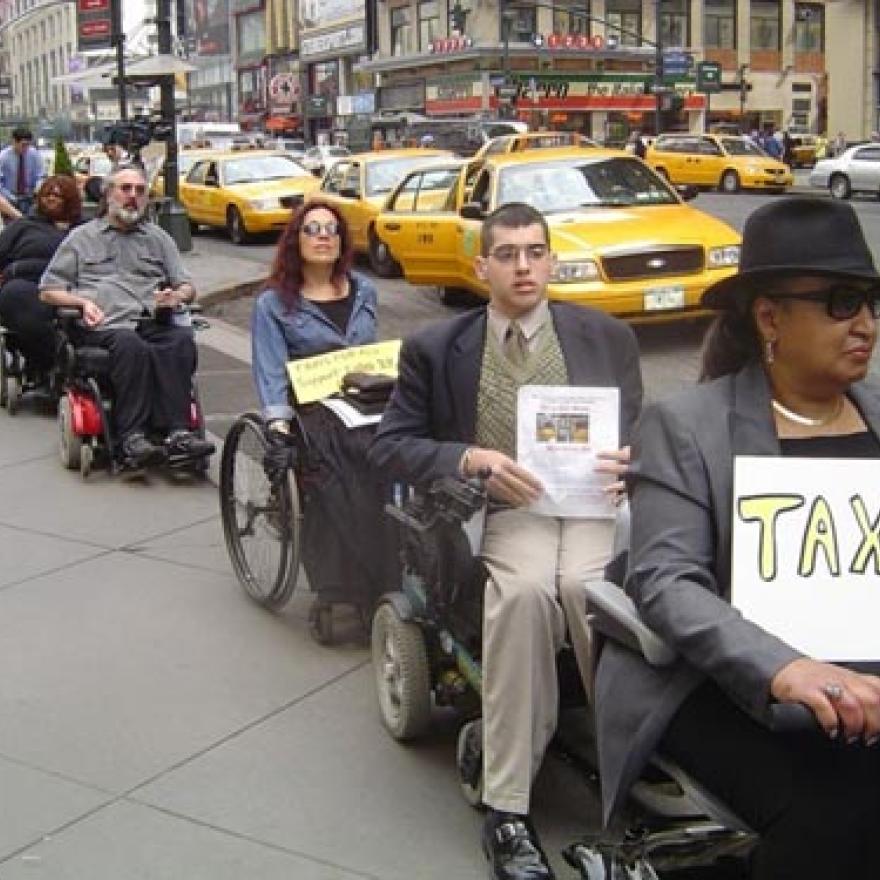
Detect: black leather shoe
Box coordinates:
(481, 810, 555, 880)
(121, 433, 167, 468)
(165, 430, 215, 459)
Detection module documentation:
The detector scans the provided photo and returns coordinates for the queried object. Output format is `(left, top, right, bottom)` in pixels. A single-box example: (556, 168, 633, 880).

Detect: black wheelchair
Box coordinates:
(219, 408, 397, 644)
(0, 323, 60, 415)
(369, 478, 771, 879)
(53, 307, 211, 479)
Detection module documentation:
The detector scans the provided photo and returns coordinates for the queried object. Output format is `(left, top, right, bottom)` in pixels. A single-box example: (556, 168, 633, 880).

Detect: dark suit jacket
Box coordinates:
(595, 360, 880, 824)
(369, 301, 643, 484)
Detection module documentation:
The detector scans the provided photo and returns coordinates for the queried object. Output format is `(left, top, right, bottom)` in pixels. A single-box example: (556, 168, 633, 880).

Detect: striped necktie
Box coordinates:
(503, 320, 528, 367)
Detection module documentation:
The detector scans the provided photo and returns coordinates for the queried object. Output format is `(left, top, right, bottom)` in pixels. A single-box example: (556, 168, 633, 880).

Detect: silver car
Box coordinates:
(809, 143, 880, 199)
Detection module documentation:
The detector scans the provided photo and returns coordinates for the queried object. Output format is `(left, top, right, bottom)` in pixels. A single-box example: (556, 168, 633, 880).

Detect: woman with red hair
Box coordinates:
(251, 200, 394, 623)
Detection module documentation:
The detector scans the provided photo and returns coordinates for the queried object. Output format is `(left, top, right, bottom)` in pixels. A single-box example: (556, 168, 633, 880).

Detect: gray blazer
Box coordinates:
(595, 360, 880, 824)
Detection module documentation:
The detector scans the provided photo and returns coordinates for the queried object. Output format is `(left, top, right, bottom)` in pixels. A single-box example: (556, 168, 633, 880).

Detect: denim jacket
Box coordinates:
(251, 271, 378, 421)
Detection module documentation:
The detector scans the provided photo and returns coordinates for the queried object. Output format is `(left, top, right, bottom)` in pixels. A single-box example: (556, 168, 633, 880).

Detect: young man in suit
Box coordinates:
(370, 202, 643, 880)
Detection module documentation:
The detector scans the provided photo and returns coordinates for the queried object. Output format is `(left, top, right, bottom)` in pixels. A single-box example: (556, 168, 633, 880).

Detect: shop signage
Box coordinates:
(696, 61, 722, 93)
(77, 0, 113, 52)
(538, 33, 610, 50)
(301, 23, 365, 58)
(430, 36, 474, 53)
(306, 94, 333, 116)
(269, 73, 300, 102)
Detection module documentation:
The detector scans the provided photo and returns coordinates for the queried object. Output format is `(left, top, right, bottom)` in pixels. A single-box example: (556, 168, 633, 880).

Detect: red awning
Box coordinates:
(265, 115, 300, 132)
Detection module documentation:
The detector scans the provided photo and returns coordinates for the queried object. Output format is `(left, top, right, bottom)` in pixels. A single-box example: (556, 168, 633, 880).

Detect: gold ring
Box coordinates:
(822, 683, 844, 701)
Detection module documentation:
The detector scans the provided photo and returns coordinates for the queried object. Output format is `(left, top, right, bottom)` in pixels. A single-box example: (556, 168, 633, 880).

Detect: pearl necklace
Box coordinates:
(771, 397, 844, 428)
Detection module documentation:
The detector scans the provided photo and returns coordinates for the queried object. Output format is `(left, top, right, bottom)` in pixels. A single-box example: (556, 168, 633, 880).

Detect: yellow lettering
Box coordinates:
(798, 495, 840, 577)
(737, 495, 804, 581)
(849, 495, 880, 575)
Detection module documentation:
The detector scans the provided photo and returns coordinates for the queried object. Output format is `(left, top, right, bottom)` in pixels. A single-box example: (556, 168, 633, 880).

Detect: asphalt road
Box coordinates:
(196, 187, 880, 424)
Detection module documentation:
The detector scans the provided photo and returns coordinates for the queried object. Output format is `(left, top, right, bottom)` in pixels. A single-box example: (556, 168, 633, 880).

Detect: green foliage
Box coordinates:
(53, 137, 74, 177)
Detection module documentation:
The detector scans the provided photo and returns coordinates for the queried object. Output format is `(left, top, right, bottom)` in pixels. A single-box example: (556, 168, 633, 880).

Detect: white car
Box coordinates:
(301, 145, 350, 176)
(809, 143, 880, 199)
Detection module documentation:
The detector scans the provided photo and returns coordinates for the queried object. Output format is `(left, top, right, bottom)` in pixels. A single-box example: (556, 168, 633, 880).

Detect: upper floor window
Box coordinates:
(508, 5, 536, 41)
(751, 0, 780, 50)
(794, 3, 823, 52)
(660, 0, 689, 48)
(606, 0, 640, 47)
(704, 0, 735, 49)
(418, 1, 439, 50)
(553, 0, 589, 35)
(390, 6, 413, 55)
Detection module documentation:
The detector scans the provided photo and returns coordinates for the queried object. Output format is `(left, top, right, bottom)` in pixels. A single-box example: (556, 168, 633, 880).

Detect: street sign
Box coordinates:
(662, 49, 693, 76)
(696, 61, 722, 93)
(496, 85, 519, 100)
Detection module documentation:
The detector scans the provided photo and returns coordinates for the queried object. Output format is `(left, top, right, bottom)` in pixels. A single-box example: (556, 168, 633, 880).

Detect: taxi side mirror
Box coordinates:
(339, 186, 360, 199)
(460, 202, 484, 220)
(675, 184, 699, 201)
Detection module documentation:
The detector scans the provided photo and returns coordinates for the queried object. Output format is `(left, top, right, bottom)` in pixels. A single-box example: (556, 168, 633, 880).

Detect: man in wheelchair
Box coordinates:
(370, 203, 643, 880)
(38, 166, 214, 467)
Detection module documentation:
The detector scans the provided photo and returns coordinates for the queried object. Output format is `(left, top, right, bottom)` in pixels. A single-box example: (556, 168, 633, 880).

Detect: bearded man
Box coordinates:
(40, 165, 214, 466)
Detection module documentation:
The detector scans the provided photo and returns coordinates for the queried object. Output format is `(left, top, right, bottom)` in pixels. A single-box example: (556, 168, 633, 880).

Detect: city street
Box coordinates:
(0, 186, 878, 879)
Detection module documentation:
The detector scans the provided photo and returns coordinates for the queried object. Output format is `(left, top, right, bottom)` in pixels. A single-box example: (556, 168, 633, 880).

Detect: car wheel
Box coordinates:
(368, 228, 401, 278)
(829, 174, 852, 200)
(189, 220, 200, 235)
(720, 170, 740, 193)
(227, 206, 250, 245)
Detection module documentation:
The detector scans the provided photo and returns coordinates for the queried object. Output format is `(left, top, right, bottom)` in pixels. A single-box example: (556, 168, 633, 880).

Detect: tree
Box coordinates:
(53, 137, 74, 177)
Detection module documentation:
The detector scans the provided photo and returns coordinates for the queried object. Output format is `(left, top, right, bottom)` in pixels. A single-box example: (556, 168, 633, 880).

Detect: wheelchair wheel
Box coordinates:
(0, 334, 8, 409)
(220, 413, 302, 609)
(6, 377, 20, 415)
(58, 395, 83, 470)
(371, 602, 432, 740)
(456, 719, 484, 808)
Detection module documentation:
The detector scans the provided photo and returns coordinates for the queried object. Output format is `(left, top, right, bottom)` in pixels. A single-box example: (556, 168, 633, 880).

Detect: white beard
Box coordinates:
(111, 204, 145, 226)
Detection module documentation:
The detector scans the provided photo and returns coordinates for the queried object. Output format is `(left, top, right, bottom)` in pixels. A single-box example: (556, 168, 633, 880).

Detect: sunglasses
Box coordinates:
(774, 286, 880, 321)
(116, 183, 147, 195)
(301, 220, 340, 237)
(488, 243, 550, 264)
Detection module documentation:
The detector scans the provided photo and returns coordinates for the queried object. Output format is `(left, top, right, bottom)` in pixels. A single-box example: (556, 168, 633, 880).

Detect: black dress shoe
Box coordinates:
(481, 810, 555, 880)
(121, 432, 167, 468)
(165, 430, 215, 459)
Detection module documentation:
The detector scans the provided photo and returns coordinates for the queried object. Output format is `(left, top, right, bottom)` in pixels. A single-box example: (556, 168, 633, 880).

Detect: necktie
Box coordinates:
(16, 151, 26, 196)
(503, 321, 528, 368)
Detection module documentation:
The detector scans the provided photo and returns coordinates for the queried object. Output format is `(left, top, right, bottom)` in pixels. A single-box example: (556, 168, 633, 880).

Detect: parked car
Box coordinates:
(790, 133, 820, 168)
(72, 150, 112, 194)
(809, 143, 880, 199)
(301, 145, 351, 176)
(646, 133, 793, 193)
(374, 148, 741, 320)
(474, 131, 599, 160)
(179, 150, 319, 244)
(309, 148, 454, 275)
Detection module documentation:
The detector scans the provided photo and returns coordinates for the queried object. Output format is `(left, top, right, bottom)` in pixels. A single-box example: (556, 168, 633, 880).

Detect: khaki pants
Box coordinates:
(479, 508, 614, 815)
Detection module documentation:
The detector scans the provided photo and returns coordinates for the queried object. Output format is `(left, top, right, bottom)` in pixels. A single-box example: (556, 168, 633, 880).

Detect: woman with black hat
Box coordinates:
(594, 197, 880, 878)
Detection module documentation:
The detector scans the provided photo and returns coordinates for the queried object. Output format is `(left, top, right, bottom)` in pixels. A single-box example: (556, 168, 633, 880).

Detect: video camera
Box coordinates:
(101, 116, 173, 152)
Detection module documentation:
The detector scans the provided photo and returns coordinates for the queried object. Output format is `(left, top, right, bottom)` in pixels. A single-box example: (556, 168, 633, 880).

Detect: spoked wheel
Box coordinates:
(227, 207, 250, 245)
(456, 718, 484, 808)
(58, 395, 83, 470)
(719, 170, 740, 193)
(0, 335, 9, 409)
(309, 599, 334, 645)
(371, 602, 432, 740)
(220, 413, 302, 609)
(6, 377, 20, 415)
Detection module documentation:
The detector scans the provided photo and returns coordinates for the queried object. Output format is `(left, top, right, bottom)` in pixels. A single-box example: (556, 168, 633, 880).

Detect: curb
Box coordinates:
(199, 276, 267, 309)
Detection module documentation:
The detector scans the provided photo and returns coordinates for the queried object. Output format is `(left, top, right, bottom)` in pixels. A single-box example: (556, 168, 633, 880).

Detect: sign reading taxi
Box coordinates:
(732, 456, 880, 661)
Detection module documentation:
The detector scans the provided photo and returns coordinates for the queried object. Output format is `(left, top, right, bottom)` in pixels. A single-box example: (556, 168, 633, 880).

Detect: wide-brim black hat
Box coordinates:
(701, 197, 880, 310)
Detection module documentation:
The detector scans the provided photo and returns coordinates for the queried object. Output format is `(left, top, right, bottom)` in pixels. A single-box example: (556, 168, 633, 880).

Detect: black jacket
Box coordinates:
(0, 213, 70, 284)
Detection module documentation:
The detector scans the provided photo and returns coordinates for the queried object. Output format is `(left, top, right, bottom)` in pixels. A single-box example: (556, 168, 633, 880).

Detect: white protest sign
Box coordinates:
(732, 456, 880, 661)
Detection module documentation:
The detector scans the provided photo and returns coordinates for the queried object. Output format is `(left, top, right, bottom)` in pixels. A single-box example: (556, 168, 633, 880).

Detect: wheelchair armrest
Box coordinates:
(586, 579, 676, 667)
(427, 475, 487, 524)
(56, 306, 83, 321)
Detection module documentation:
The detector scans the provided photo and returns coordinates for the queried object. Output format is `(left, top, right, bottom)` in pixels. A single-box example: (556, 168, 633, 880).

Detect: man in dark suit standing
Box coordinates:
(370, 203, 643, 880)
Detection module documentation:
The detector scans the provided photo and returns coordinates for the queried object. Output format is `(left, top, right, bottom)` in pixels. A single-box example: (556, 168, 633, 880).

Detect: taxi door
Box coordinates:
(203, 161, 227, 226)
(375, 167, 464, 289)
(452, 165, 492, 296)
(696, 137, 725, 187)
(179, 160, 210, 224)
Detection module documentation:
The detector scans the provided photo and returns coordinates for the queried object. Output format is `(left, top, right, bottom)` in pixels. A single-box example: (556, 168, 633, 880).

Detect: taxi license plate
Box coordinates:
(644, 286, 685, 311)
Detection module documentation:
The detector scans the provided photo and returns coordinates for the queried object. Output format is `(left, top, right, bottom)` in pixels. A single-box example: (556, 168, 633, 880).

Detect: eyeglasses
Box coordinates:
(774, 286, 880, 321)
(301, 220, 340, 237)
(488, 243, 550, 264)
(116, 183, 147, 196)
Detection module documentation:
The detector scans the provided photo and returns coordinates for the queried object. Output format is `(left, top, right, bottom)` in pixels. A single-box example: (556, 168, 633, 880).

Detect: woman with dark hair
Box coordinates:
(595, 197, 880, 878)
(251, 200, 395, 621)
(0, 174, 82, 375)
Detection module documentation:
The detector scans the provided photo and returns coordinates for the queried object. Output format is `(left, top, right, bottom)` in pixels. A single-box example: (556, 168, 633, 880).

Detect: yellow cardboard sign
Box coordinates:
(286, 340, 401, 404)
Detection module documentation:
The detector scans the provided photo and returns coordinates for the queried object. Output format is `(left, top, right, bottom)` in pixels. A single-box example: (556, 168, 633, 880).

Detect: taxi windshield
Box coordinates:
(223, 154, 308, 184)
(497, 157, 677, 212)
(366, 156, 443, 196)
(720, 137, 766, 157)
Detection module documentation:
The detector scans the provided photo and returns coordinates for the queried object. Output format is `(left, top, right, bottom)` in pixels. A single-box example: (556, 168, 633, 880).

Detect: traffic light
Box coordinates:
(449, 2, 467, 32)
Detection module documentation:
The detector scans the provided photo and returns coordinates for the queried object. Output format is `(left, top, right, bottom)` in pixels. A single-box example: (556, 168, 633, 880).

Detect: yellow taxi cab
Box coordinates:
(790, 134, 819, 168)
(646, 133, 793, 193)
(373, 148, 742, 321)
(474, 131, 599, 161)
(308, 148, 453, 276)
(149, 147, 217, 199)
(179, 150, 319, 244)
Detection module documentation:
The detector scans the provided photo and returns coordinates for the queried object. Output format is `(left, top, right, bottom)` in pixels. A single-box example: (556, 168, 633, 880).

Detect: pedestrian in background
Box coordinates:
(832, 130, 847, 157)
(0, 128, 45, 218)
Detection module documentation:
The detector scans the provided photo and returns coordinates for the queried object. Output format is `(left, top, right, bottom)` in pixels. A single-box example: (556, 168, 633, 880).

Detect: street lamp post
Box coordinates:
(111, 0, 127, 120)
(654, 0, 663, 135)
